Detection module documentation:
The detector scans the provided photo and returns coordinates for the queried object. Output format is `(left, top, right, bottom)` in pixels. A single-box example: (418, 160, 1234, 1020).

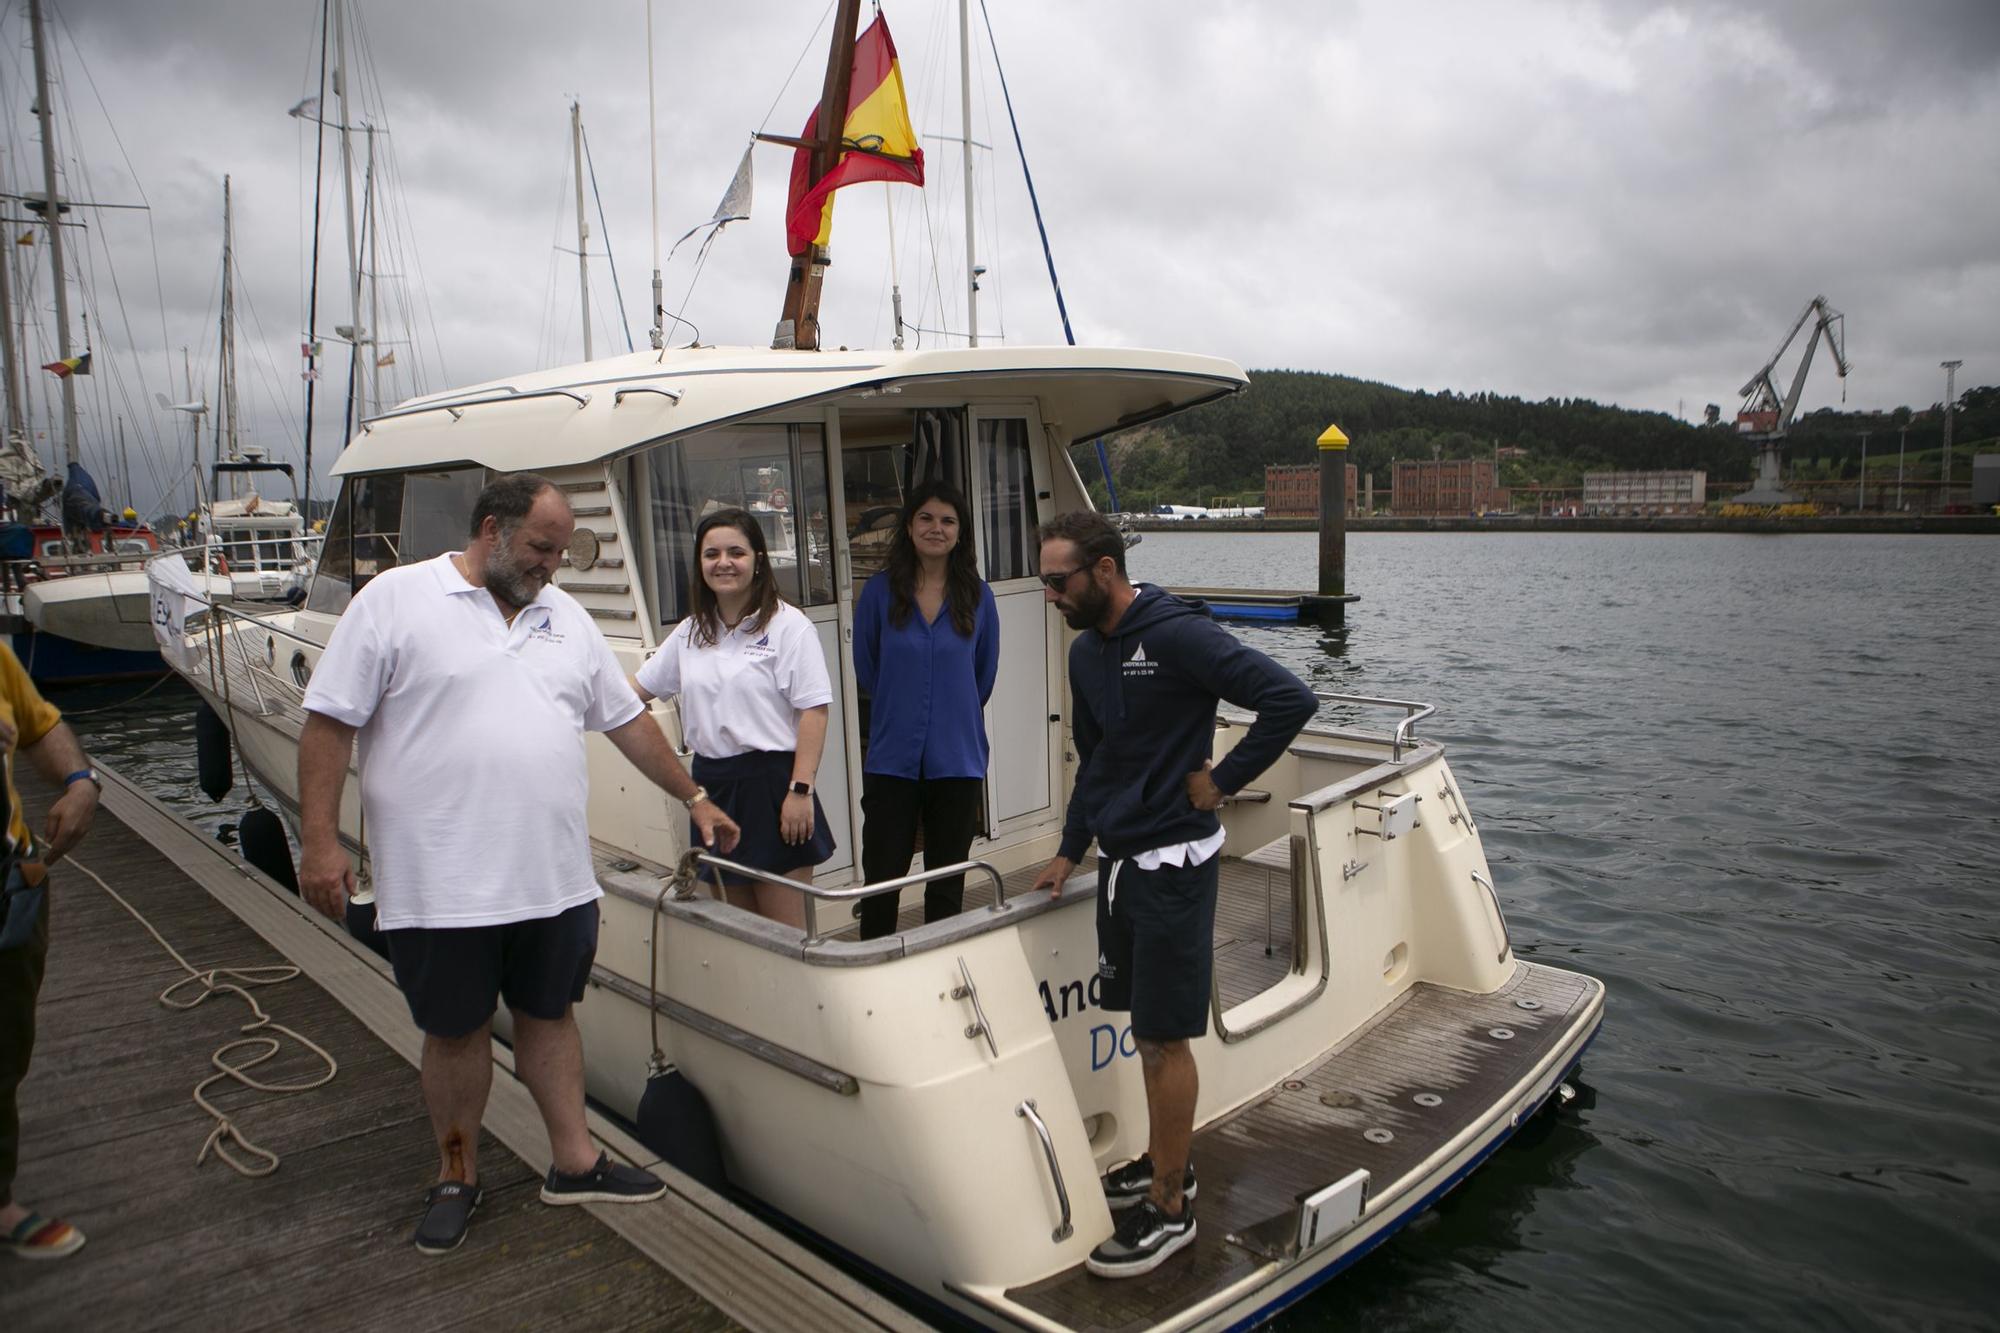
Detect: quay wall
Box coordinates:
(1121, 515, 2000, 535)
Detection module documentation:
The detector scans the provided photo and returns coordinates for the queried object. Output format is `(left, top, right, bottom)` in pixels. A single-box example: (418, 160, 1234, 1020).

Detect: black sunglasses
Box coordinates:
(1038, 565, 1089, 592)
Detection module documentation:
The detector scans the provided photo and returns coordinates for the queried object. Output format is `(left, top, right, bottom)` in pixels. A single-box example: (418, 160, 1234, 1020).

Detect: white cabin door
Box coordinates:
(969, 408, 1057, 830)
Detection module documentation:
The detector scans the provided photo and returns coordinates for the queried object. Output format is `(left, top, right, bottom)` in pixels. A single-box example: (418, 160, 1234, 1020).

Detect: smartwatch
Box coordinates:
(789, 780, 813, 796)
(65, 767, 103, 794)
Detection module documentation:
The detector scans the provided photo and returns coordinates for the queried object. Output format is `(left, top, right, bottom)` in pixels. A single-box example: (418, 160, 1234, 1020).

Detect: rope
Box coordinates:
(63, 855, 338, 1177)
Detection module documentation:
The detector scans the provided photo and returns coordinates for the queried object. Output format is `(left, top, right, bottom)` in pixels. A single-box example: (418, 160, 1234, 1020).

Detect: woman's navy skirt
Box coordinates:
(691, 749, 836, 884)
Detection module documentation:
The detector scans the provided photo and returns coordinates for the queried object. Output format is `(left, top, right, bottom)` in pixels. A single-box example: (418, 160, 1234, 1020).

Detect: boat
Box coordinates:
(149, 4, 1603, 1326)
(201, 454, 317, 604)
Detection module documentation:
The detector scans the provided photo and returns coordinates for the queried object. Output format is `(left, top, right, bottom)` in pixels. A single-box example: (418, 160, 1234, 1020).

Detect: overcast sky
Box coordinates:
(4, 0, 1996, 512)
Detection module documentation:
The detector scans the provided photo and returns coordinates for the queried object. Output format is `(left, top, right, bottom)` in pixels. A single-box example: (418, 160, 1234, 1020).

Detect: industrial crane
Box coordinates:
(1734, 295, 1851, 504)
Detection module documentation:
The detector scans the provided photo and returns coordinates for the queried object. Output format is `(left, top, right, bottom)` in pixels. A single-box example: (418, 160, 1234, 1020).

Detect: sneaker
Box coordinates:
(541, 1151, 668, 1205)
(1100, 1153, 1197, 1211)
(413, 1181, 482, 1255)
(3, 1211, 86, 1260)
(1086, 1198, 1197, 1278)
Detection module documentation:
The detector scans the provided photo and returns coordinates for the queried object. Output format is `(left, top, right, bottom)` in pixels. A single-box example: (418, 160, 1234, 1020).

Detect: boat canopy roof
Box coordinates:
(329, 343, 1246, 477)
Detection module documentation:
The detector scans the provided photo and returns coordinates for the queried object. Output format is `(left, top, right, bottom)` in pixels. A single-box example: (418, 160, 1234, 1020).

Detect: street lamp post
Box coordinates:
(1941, 359, 1963, 508)
(1858, 431, 1869, 511)
(1897, 425, 1907, 510)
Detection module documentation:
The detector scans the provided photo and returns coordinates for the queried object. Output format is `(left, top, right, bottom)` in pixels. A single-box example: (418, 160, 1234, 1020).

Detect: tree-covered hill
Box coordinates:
(1075, 371, 1999, 511)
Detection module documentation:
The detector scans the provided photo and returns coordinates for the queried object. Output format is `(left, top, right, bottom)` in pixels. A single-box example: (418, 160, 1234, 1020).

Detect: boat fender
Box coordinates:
(238, 806, 297, 892)
(637, 1063, 728, 1192)
(194, 700, 233, 801)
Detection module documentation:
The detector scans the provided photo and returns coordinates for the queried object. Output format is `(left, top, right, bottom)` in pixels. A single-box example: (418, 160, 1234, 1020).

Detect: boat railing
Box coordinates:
(1222, 691, 1435, 761)
(675, 850, 1010, 947)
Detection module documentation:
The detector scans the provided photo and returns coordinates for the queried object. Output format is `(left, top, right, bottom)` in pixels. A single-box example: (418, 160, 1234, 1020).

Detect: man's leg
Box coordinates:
(1138, 1037, 1199, 1215)
(420, 1022, 494, 1185)
(511, 1008, 598, 1174)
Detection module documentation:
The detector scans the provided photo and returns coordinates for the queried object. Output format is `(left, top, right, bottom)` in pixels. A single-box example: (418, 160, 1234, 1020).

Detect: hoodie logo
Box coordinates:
(1123, 640, 1156, 678)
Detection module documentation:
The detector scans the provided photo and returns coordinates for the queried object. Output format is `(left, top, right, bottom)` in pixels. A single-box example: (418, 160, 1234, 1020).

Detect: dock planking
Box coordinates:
(3, 764, 734, 1331)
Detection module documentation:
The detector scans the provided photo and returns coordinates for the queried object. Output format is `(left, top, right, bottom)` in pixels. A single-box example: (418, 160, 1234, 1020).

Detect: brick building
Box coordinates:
(1581, 470, 1707, 515)
(1264, 462, 1360, 518)
(1390, 459, 1508, 516)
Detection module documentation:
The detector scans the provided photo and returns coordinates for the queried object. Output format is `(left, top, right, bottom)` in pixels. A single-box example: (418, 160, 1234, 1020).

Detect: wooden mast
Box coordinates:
(773, 0, 862, 351)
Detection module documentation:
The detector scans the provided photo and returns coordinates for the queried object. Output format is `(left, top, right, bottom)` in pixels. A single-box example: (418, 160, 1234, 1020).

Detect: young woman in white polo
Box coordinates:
(633, 508, 833, 927)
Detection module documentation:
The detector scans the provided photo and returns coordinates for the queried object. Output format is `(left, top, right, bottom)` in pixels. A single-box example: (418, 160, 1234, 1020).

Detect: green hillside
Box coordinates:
(1072, 372, 2000, 511)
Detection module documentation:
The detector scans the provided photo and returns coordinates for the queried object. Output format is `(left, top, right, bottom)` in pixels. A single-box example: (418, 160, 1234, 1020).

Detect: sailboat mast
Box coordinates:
(958, 0, 978, 347)
(572, 100, 593, 362)
(0, 160, 22, 445)
(774, 0, 862, 352)
(221, 175, 238, 464)
(365, 126, 378, 415)
(333, 0, 364, 434)
(646, 1, 663, 351)
(27, 0, 78, 468)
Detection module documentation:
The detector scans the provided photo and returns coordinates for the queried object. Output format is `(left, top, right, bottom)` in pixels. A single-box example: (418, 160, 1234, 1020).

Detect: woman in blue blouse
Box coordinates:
(852, 482, 999, 939)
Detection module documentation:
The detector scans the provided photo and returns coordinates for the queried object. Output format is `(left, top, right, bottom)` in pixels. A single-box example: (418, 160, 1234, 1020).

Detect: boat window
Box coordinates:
(976, 417, 1040, 581)
(305, 467, 483, 615)
(838, 408, 967, 585)
(641, 424, 833, 623)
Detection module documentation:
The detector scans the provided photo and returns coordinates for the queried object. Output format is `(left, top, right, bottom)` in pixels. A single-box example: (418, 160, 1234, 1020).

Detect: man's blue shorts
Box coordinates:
(1094, 856, 1220, 1042)
(386, 900, 599, 1039)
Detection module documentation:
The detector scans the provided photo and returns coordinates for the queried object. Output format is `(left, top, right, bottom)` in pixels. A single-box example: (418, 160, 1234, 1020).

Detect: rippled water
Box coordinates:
(51, 532, 2000, 1330)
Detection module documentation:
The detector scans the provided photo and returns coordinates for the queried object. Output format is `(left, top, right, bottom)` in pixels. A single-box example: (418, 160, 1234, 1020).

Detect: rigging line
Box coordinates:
(351, 14, 444, 393)
(757, 0, 840, 134)
(580, 122, 634, 355)
(537, 139, 571, 367)
(977, 0, 1072, 346)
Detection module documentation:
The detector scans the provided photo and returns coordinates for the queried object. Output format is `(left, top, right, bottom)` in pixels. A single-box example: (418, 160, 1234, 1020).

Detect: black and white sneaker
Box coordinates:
(1100, 1153, 1197, 1211)
(1086, 1198, 1196, 1278)
(541, 1151, 668, 1205)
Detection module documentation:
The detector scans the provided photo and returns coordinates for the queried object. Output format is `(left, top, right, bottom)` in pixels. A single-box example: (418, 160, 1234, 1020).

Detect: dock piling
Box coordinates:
(1316, 422, 1349, 627)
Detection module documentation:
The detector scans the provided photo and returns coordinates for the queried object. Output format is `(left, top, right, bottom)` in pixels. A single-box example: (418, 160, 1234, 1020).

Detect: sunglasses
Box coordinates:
(1038, 565, 1090, 592)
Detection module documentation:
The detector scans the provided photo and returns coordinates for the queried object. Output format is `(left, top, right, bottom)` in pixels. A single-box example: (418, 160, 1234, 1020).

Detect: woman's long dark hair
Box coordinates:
(688, 507, 782, 647)
(885, 481, 980, 635)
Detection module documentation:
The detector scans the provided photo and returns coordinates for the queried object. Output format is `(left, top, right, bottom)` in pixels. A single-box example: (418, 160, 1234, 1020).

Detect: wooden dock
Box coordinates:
(5, 765, 927, 1332)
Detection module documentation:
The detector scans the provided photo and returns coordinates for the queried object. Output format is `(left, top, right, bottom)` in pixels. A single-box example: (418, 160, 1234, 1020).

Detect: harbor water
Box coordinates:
(49, 531, 2000, 1330)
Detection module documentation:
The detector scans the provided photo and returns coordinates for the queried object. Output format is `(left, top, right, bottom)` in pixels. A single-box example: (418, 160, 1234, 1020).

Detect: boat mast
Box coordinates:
(364, 126, 378, 415)
(27, 0, 78, 470)
(572, 100, 592, 362)
(958, 0, 978, 347)
(773, 0, 862, 352)
(0, 163, 23, 448)
(646, 1, 663, 351)
(332, 0, 364, 434)
(221, 176, 239, 466)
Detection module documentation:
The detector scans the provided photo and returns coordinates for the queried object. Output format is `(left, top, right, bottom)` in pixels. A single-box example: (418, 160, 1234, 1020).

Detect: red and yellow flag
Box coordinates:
(785, 12, 924, 257)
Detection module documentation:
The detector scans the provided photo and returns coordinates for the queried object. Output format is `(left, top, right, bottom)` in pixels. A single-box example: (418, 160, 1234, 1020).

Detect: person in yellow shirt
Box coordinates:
(0, 642, 100, 1259)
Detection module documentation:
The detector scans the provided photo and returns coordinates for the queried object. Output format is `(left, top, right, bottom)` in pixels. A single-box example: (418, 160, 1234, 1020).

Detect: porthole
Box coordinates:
(291, 650, 311, 689)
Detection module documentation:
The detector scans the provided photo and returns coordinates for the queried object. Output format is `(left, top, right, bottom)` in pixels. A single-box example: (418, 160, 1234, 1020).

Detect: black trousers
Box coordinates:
(857, 774, 983, 940)
(0, 883, 48, 1208)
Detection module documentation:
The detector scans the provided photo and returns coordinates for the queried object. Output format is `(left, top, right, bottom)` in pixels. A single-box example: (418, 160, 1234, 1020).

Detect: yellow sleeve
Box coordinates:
(0, 641, 62, 749)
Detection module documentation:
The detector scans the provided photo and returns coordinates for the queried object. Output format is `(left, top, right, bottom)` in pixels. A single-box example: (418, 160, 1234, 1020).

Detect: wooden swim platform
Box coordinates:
(5, 765, 926, 1333)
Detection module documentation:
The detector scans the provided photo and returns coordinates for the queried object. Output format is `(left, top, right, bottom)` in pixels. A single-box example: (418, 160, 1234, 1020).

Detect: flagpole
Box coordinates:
(774, 0, 862, 352)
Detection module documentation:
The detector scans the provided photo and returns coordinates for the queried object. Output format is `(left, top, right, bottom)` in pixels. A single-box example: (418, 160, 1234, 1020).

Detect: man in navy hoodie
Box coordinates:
(1032, 510, 1316, 1278)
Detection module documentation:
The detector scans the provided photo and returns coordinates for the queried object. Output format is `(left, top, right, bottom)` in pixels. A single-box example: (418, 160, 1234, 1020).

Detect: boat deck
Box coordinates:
(6, 766, 921, 1333)
(1000, 964, 1600, 1332)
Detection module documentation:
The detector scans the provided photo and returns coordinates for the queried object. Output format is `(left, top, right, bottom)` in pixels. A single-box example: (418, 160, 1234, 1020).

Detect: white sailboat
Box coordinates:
(151, 4, 1602, 1326)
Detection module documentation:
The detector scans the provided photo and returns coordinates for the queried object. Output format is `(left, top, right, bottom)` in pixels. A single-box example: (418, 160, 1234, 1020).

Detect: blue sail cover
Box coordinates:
(62, 461, 106, 530)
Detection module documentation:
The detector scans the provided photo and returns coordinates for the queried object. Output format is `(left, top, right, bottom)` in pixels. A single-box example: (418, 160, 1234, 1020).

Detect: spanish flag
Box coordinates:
(785, 12, 924, 257)
(42, 352, 90, 377)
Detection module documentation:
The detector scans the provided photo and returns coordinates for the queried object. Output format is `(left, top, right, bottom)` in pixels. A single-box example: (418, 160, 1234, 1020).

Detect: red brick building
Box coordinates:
(1264, 463, 1359, 518)
(1391, 459, 1508, 515)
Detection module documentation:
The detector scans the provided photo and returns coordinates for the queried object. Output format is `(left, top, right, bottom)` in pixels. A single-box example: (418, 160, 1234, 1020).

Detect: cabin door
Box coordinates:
(968, 407, 1057, 831)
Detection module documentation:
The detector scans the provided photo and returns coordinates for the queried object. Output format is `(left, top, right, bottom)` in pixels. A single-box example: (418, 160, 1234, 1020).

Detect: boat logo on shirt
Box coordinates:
(743, 632, 776, 659)
(524, 610, 565, 646)
(1123, 640, 1155, 677)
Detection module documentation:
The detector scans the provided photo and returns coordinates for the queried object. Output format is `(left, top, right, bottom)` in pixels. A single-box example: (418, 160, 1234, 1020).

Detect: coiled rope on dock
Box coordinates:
(65, 855, 339, 1177)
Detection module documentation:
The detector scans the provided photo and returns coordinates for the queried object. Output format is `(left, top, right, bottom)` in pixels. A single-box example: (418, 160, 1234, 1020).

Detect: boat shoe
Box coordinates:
(1100, 1153, 1197, 1211)
(541, 1151, 668, 1205)
(3, 1212, 86, 1260)
(413, 1181, 482, 1255)
(1086, 1198, 1197, 1278)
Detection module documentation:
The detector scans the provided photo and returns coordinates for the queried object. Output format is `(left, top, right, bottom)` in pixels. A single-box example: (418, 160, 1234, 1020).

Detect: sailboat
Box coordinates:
(152, 3, 1601, 1326)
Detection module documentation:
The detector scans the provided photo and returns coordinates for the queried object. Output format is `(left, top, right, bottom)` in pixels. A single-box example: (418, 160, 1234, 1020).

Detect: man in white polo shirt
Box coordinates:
(298, 472, 738, 1255)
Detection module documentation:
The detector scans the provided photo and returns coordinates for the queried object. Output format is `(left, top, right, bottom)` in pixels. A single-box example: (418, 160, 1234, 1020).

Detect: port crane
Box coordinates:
(1734, 295, 1850, 504)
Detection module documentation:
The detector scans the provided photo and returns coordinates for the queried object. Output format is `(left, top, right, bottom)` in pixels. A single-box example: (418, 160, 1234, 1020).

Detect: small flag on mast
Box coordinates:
(41, 352, 90, 377)
(784, 12, 924, 257)
(375, 350, 395, 368)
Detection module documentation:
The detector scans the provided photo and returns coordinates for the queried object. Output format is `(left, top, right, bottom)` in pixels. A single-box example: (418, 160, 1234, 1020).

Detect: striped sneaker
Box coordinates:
(1099, 1153, 1196, 1211)
(1086, 1198, 1196, 1278)
(3, 1212, 86, 1260)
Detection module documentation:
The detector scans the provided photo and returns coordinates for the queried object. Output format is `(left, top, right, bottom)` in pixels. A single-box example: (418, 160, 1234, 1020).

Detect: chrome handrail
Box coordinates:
(1015, 1099, 1074, 1242)
(613, 385, 684, 406)
(1468, 869, 1512, 964)
(359, 385, 591, 430)
(679, 850, 1009, 946)
(1309, 691, 1436, 761)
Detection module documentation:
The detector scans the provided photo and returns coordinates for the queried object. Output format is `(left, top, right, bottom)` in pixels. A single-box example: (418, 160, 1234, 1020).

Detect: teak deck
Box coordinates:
(4, 766, 919, 1333)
